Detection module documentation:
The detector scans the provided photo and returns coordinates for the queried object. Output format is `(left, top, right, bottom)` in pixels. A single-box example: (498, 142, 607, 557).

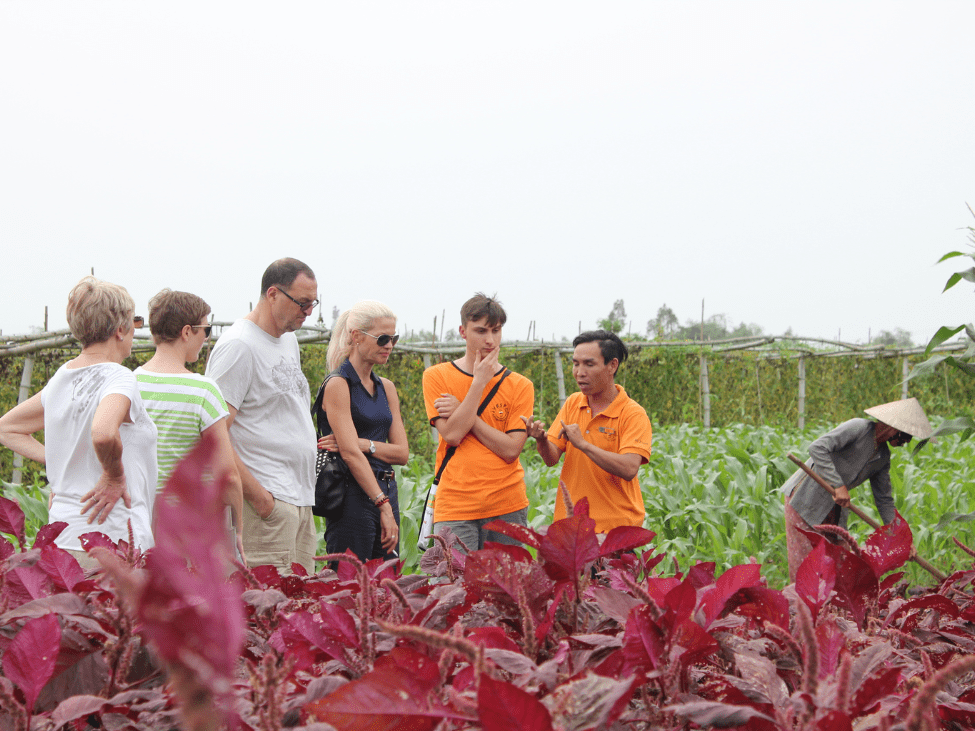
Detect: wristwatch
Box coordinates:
(369, 440, 376, 454)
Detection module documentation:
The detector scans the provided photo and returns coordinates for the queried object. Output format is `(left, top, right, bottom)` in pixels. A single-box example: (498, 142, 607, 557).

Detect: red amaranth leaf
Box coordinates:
(598, 526, 656, 557)
(725, 586, 791, 630)
(795, 540, 835, 619)
(539, 512, 599, 579)
(644, 576, 681, 608)
(477, 675, 554, 731)
(38, 544, 85, 592)
(320, 600, 360, 649)
(816, 710, 854, 731)
(827, 544, 878, 629)
(467, 626, 521, 652)
(2, 564, 54, 606)
(0, 496, 26, 549)
(129, 431, 244, 702)
(849, 667, 901, 715)
(663, 578, 697, 627)
(307, 650, 463, 730)
(816, 618, 846, 678)
(686, 562, 717, 589)
(32, 521, 68, 549)
(667, 700, 777, 729)
(883, 594, 960, 629)
(79, 531, 117, 553)
(2, 613, 61, 713)
(622, 604, 666, 675)
(861, 511, 912, 578)
(481, 519, 542, 550)
(699, 563, 764, 628)
(0, 536, 13, 562)
(279, 611, 349, 666)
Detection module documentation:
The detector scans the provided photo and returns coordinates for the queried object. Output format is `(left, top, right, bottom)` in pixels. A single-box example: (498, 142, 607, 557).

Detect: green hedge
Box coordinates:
(2, 344, 972, 483)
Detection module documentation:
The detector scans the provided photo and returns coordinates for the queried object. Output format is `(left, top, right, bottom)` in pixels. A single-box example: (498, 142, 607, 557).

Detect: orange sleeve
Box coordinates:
(619, 402, 652, 461)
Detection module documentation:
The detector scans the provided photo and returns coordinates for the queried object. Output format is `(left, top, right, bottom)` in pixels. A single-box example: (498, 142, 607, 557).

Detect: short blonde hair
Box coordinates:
(327, 300, 396, 371)
(66, 276, 135, 347)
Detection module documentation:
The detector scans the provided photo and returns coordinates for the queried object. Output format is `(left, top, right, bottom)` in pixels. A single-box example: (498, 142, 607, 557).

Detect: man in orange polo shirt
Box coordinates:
(523, 330, 652, 532)
(422, 293, 534, 551)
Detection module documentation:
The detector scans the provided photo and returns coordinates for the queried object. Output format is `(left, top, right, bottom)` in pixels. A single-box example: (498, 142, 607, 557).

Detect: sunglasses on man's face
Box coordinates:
(190, 325, 213, 338)
(362, 331, 400, 347)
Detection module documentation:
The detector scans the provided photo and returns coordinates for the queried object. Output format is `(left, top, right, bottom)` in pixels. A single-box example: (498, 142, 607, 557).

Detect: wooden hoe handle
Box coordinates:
(786, 454, 946, 583)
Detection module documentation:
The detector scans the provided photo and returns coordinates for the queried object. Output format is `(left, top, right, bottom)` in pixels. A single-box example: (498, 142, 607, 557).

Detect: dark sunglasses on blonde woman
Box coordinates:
(362, 332, 399, 347)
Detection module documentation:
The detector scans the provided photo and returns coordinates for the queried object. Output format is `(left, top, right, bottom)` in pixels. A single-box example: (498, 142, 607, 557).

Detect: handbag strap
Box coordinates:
(312, 367, 345, 439)
(433, 368, 512, 485)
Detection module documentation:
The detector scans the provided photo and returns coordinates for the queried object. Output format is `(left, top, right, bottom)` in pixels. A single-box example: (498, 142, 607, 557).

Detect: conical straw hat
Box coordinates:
(864, 397, 933, 440)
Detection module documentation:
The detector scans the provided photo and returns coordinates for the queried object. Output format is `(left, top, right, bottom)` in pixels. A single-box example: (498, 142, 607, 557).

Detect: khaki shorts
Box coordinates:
(243, 498, 317, 575)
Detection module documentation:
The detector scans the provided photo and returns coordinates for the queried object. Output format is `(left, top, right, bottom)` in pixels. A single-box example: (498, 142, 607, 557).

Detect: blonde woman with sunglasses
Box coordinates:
(316, 301, 408, 562)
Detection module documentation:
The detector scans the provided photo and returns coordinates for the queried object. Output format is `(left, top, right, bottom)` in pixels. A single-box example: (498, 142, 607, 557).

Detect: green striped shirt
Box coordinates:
(135, 369, 230, 491)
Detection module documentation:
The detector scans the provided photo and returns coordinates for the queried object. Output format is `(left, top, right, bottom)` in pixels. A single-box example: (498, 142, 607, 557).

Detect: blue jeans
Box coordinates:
(434, 507, 527, 552)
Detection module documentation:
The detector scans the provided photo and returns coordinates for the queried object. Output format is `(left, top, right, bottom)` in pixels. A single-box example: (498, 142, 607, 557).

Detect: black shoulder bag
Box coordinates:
(311, 368, 351, 516)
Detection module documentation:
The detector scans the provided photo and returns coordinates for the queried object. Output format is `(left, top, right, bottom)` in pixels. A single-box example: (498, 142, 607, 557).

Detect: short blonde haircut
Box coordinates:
(66, 276, 135, 347)
(327, 300, 396, 371)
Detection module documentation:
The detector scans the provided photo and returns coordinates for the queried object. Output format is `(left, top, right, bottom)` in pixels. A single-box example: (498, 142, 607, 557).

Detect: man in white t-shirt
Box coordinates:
(205, 258, 319, 573)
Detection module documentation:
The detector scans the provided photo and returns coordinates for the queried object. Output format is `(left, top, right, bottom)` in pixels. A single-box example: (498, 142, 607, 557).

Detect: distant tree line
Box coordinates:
(598, 299, 913, 346)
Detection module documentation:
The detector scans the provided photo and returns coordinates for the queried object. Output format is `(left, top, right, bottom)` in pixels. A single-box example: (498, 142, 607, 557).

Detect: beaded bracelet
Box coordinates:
(373, 494, 390, 508)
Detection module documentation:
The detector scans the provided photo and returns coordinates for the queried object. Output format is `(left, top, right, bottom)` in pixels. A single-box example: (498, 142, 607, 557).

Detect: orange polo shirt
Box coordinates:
(548, 385, 652, 532)
(422, 362, 533, 522)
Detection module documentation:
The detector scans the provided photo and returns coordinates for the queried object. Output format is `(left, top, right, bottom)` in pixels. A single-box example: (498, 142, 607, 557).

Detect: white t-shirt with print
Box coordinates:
(43, 362, 157, 551)
(205, 319, 315, 506)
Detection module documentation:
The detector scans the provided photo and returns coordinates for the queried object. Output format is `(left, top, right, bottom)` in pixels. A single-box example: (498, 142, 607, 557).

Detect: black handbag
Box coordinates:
(311, 369, 350, 517)
(314, 451, 351, 516)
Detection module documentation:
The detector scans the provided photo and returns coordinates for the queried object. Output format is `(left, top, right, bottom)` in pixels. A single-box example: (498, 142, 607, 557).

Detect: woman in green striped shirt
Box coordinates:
(136, 289, 245, 564)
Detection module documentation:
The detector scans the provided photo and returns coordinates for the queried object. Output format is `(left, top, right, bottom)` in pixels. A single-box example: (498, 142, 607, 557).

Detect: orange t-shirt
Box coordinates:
(548, 385, 652, 532)
(422, 362, 533, 522)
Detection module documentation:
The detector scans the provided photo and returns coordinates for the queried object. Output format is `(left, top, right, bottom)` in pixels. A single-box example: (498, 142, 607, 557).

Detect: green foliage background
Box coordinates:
(2, 342, 973, 482)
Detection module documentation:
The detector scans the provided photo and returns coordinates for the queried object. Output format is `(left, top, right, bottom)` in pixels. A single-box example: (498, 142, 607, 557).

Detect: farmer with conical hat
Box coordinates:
(782, 397, 933, 582)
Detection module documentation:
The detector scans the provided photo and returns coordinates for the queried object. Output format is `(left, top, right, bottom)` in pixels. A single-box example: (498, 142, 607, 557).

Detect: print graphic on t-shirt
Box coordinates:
(71, 368, 108, 414)
(491, 401, 509, 422)
(271, 357, 307, 395)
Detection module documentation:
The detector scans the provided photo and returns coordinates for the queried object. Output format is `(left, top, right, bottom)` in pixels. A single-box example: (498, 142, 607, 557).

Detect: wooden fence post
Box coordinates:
(798, 356, 806, 430)
(901, 356, 909, 400)
(554, 350, 566, 406)
(11, 355, 34, 485)
(700, 353, 710, 428)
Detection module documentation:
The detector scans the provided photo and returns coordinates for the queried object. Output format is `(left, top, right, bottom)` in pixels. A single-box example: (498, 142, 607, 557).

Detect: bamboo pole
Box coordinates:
(786, 454, 947, 582)
(901, 357, 909, 400)
(700, 354, 710, 428)
(798, 356, 806, 430)
(11, 355, 34, 485)
(554, 350, 566, 406)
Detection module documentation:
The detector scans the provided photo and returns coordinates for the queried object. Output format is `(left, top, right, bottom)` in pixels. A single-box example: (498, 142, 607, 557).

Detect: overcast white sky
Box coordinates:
(2, 2, 974, 346)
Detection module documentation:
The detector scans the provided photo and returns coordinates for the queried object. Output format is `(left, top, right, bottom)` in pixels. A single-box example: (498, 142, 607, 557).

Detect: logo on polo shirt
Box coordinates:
(492, 401, 509, 422)
(598, 427, 617, 437)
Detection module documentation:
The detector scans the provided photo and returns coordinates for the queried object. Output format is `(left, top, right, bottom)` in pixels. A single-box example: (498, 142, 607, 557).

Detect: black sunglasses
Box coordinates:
(362, 331, 400, 347)
(190, 325, 213, 338)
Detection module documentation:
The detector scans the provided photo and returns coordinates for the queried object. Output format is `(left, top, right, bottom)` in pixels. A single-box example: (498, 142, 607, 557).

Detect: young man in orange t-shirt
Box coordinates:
(422, 293, 534, 551)
(523, 330, 652, 533)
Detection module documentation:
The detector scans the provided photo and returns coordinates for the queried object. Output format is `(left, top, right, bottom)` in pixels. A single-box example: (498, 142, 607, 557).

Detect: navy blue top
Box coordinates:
(320, 359, 393, 471)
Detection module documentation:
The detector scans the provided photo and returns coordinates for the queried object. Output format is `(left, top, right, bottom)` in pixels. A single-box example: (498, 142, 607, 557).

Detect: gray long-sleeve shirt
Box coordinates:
(783, 418, 895, 529)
